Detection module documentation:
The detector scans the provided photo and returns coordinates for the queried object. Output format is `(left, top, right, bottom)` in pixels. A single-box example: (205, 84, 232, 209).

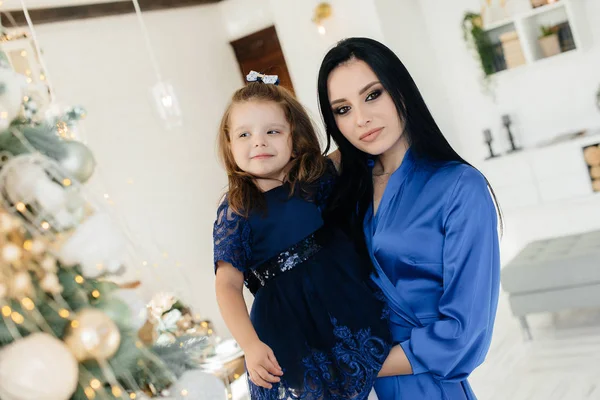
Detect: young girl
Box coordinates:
(213, 72, 393, 399)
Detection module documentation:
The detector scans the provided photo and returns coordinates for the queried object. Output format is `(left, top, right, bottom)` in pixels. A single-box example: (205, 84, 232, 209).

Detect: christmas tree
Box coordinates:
(0, 40, 206, 400)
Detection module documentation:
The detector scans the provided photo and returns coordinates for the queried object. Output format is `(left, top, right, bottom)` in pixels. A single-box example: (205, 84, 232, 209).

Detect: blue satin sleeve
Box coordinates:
(399, 168, 500, 381)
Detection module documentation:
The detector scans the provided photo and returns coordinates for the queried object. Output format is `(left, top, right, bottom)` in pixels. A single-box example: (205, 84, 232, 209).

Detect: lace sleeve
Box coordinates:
(213, 199, 252, 272)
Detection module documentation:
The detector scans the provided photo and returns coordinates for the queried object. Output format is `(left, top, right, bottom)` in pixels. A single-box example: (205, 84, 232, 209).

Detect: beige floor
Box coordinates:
(471, 294, 600, 400)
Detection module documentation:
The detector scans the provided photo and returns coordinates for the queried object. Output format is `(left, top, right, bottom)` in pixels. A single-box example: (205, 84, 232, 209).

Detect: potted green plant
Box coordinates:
(462, 12, 497, 95)
(462, 12, 496, 76)
(539, 25, 561, 57)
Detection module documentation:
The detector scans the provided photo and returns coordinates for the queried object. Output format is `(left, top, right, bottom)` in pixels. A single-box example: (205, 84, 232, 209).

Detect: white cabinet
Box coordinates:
(476, 129, 600, 212)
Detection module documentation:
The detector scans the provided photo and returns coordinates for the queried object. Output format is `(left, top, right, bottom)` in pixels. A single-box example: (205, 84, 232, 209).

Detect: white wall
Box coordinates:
(220, 0, 274, 42)
(29, 4, 242, 336)
(500, 193, 600, 267)
(417, 0, 600, 162)
(373, 0, 461, 151)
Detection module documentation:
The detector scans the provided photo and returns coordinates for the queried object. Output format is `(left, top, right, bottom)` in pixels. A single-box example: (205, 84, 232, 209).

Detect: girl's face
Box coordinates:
(327, 59, 406, 156)
(228, 100, 293, 186)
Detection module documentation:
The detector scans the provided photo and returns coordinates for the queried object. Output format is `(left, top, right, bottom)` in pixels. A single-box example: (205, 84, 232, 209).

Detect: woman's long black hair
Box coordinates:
(317, 37, 502, 243)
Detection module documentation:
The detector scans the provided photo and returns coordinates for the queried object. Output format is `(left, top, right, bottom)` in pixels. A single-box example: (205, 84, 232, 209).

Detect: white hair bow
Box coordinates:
(246, 70, 279, 85)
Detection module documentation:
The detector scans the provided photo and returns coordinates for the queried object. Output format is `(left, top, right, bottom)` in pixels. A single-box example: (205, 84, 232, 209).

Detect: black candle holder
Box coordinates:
(502, 114, 521, 153)
(484, 129, 498, 160)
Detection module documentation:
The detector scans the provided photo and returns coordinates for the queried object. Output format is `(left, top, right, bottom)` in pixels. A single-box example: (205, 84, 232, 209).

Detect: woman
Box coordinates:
(318, 37, 501, 399)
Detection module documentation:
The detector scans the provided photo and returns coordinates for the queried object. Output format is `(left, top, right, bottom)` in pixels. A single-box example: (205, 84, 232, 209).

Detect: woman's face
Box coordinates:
(327, 59, 405, 156)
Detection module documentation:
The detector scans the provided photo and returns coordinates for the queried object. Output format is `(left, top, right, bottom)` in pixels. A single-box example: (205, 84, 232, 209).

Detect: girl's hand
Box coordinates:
(244, 340, 284, 389)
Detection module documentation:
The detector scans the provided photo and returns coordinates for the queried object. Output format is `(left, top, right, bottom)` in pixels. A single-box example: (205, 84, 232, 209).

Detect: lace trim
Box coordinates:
(213, 199, 252, 272)
(373, 290, 391, 321)
(248, 318, 390, 400)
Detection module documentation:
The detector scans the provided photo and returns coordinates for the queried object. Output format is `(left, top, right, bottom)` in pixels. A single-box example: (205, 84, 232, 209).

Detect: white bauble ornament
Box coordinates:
(34, 179, 67, 214)
(0, 333, 79, 400)
(171, 370, 226, 400)
(4, 162, 47, 204)
(63, 308, 121, 362)
(57, 212, 126, 277)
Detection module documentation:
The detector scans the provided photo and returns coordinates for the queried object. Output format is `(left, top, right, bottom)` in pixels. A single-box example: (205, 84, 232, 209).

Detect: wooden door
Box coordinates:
(230, 26, 295, 94)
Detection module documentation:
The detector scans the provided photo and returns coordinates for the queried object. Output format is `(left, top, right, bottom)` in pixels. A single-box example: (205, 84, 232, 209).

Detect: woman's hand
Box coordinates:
(378, 344, 413, 377)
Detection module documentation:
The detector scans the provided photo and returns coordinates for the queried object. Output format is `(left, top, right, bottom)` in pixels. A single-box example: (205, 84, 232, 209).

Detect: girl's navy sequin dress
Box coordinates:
(213, 162, 392, 400)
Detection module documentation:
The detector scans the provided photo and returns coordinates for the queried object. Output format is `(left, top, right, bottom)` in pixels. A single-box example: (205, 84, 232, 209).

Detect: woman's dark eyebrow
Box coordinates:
(330, 81, 380, 106)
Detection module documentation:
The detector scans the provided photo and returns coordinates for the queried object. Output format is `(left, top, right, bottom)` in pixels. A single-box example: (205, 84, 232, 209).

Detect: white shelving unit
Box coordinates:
(476, 129, 600, 212)
(482, 0, 588, 74)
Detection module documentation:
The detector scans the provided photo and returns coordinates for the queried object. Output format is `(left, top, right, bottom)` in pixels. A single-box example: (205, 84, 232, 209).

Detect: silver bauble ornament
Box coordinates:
(56, 141, 96, 183)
